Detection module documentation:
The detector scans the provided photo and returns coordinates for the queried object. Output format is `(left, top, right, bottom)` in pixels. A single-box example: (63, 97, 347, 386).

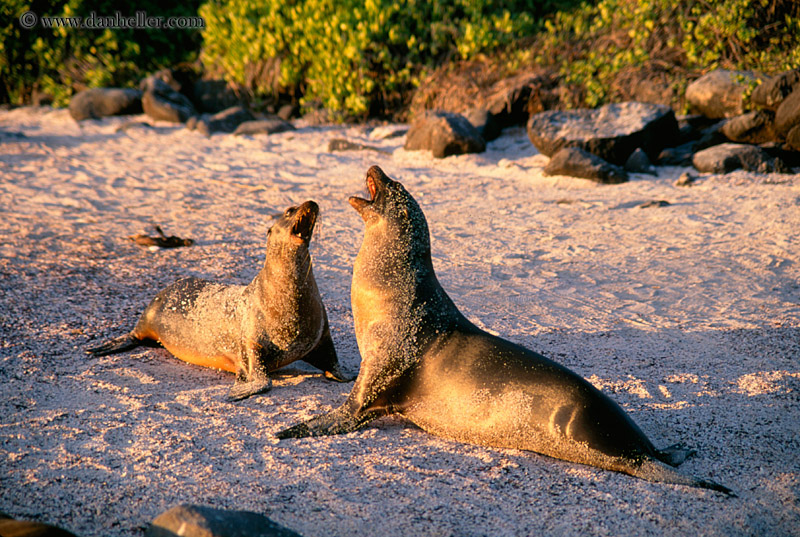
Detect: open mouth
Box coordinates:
(291, 202, 318, 242)
(349, 166, 383, 211)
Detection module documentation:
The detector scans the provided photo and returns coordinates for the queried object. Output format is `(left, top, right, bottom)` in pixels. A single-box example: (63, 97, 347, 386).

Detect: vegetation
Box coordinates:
(531, 0, 800, 108)
(198, 0, 576, 120)
(2, 0, 798, 116)
(1, 0, 203, 106)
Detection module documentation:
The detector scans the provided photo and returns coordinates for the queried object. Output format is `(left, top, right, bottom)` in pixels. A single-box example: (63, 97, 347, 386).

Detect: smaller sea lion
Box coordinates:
(87, 201, 352, 400)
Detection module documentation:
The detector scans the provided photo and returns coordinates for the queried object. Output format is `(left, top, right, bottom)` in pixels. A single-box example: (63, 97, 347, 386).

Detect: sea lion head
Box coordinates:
(266, 200, 319, 256)
(349, 165, 432, 267)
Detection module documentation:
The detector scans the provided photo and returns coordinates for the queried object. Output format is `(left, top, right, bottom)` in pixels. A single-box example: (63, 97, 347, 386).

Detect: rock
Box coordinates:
(147, 505, 302, 537)
(624, 148, 657, 175)
(68, 88, 142, 121)
(368, 125, 408, 140)
(277, 104, 298, 121)
(676, 114, 719, 142)
(692, 143, 786, 173)
(720, 110, 776, 144)
(0, 515, 79, 537)
(786, 124, 800, 152)
(328, 138, 388, 153)
(638, 200, 671, 208)
(234, 117, 295, 136)
(405, 110, 485, 158)
(463, 108, 501, 142)
(685, 69, 758, 119)
(193, 79, 244, 114)
(527, 101, 679, 165)
(141, 77, 196, 123)
(774, 87, 800, 135)
(544, 147, 628, 184)
(193, 106, 254, 135)
(484, 71, 559, 128)
(751, 69, 800, 111)
(760, 141, 800, 168)
(675, 172, 696, 186)
(657, 142, 697, 166)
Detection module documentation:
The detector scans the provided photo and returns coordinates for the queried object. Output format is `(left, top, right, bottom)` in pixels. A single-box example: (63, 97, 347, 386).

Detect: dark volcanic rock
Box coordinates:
(405, 110, 485, 158)
(692, 143, 787, 174)
(328, 138, 387, 153)
(786, 125, 800, 152)
(193, 106, 254, 135)
(527, 101, 679, 165)
(720, 110, 776, 144)
(147, 505, 302, 537)
(751, 69, 800, 111)
(774, 87, 800, 135)
(463, 108, 501, 142)
(141, 77, 196, 123)
(484, 71, 559, 128)
(685, 69, 758, 119)
(193, 79, 244, 114)
(624, 147, 657, 175)
(69, 88, 142, 121)
(544, 147, 628, 184)
(657, 142, 697, 166)
(234, 117, 295, 135)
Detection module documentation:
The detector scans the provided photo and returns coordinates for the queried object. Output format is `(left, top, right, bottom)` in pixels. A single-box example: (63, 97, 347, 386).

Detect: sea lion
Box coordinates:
(277, 167, 732, 494)
(87, 200, 352, 400)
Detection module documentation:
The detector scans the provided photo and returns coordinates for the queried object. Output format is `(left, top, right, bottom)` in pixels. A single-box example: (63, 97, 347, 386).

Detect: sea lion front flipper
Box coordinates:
(276, 404, 384, 439)
(302, 323, 355, 382)
(227, 376, 272, 401)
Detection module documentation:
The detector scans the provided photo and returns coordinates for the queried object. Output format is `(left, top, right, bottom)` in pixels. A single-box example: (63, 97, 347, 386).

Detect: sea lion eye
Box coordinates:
(285, 208, 296, 218)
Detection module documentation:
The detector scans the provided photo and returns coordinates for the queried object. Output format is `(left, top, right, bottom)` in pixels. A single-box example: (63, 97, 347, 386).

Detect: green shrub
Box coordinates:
(199, 0, 574, 120)
(0, 0, 204, 106)
(532, 0, 800, 108)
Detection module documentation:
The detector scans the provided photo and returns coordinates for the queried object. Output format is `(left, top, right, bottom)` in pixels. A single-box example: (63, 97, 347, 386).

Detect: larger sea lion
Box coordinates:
(277, 167, 732, 494)
(87, 201, 351, 400)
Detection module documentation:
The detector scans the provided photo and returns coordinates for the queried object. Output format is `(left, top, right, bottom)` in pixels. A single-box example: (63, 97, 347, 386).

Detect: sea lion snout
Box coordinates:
(290, 200, 319, 243)
(349, 165, 392, 216)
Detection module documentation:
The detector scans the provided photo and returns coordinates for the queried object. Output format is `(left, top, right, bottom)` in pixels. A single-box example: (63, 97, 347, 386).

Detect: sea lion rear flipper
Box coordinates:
(227, 376, 272, 401)
(276, 404, 383, 439)
(302, 326, 355, 382)
(86, 334, 143, 357)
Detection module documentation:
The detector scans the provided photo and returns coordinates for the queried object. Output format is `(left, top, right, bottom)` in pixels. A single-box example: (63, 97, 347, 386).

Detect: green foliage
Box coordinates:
(533, 0, 800, 108)
(199, 0, 564, 120)
(0, 0, 203, 106)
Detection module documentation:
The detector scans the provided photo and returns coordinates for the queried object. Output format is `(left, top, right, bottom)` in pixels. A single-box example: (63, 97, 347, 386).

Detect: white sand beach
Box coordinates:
(1, 106, 799, 536)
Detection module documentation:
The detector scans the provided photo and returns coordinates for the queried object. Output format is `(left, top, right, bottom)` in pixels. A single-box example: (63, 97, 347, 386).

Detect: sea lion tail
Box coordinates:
(85, 334, 142, 357)
(636, 458, 735, 496)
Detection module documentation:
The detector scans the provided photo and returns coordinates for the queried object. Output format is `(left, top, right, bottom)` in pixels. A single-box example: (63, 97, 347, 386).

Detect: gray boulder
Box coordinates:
(69, 88, 142, 121)
(463, 108, 501, 142)
(692, 143, 788, 174)
(751, 69, 800, 111)
(544, 147, 628, 184)
(405, 111, 486, 158)
(234, 117, 295, 135)
(141, 77, 196, 123)
(720, 110, 776, 144)
(685, 69, 758, 119)
(192, 106, 254, 135)
(527, 101, 679, 165)
(774, 87, 800, 135)
(147, 505, 302, 537)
